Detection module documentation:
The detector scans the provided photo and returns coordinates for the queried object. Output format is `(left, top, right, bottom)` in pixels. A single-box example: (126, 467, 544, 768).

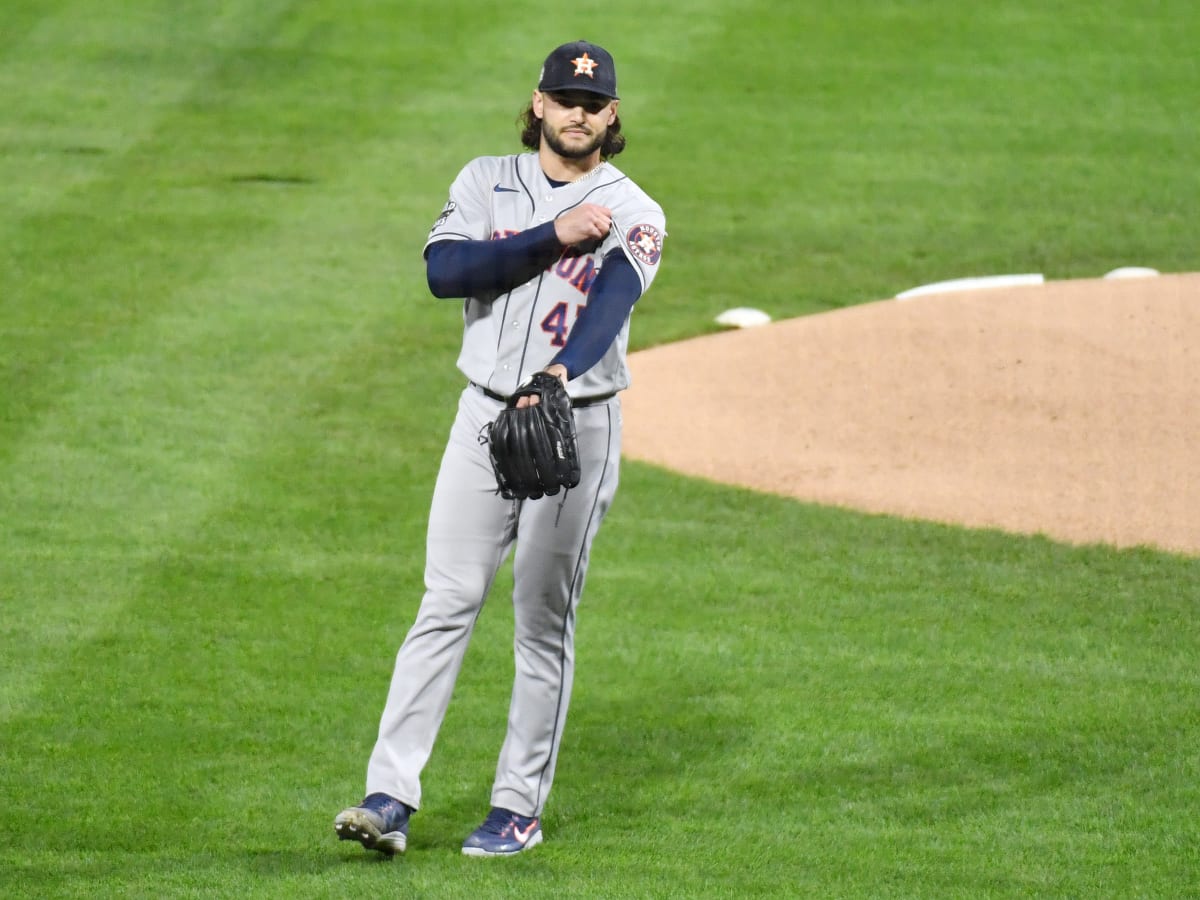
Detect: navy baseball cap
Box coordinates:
(537, 40, 619, 100)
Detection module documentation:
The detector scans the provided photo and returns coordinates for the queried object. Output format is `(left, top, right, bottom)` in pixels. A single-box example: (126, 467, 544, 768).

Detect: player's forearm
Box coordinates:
(425, 223, 563, 298)
(551, 251, 641, 380)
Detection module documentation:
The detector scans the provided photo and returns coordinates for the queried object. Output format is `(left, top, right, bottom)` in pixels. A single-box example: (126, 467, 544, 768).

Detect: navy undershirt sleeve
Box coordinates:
(551, 250, 642, 380)
(425, 222, 563, 298)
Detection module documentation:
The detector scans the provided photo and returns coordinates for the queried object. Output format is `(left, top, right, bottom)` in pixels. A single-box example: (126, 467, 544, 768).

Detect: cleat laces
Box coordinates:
(479, 807, 516, 835)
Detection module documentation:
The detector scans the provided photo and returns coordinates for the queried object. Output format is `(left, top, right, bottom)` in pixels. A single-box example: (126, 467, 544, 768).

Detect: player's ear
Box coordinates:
(532, 90, 545, 118)
(607, 100, 618, 124)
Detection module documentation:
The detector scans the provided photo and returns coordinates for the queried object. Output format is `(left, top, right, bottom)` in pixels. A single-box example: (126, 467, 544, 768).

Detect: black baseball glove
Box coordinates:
(485, 372, 581, 501)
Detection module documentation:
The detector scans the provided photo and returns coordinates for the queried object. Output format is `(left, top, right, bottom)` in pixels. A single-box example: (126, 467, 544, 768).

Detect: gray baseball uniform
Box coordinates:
(363, 152, 665, 817)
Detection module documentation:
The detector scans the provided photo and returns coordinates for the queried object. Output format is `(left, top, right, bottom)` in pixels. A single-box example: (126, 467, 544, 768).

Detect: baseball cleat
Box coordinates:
(334, 792, 412, 855)
(461, 807, 543, 857)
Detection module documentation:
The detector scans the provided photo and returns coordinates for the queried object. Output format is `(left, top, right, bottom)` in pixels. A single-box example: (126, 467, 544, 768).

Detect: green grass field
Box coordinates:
(3, 1, 1199, 897)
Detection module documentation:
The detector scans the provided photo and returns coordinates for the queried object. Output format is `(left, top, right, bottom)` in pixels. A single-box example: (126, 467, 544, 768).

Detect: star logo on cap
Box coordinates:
(571, 53, 598, 78)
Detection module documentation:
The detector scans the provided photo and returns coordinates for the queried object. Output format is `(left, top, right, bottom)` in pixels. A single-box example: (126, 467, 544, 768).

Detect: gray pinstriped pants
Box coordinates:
(365, 385, 621, 816)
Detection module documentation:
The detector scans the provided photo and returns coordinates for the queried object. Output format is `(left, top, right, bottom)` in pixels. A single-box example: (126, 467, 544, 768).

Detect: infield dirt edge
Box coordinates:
(621, 273, 1200, 556)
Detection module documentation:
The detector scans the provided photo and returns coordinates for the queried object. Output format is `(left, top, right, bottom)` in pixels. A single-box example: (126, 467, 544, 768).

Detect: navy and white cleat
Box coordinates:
(461, 807, 544, 857)
(334, 792, 412, 856)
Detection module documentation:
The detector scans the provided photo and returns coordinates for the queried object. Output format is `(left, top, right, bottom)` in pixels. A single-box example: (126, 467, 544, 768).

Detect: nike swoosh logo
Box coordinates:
(513, 819, 539, 843)
(493, 184, 519, 193)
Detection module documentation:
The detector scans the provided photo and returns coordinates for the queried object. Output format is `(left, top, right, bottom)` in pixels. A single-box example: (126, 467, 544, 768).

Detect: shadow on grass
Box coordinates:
(5, 849, 347, 897)
(248, 849, 362, 875)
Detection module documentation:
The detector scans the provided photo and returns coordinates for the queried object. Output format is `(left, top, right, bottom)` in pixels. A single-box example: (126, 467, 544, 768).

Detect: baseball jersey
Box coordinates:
(424, 152, 666, 400)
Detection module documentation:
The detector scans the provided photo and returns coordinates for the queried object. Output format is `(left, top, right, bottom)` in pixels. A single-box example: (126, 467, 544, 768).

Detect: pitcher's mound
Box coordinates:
(622, 273, 1200, 556)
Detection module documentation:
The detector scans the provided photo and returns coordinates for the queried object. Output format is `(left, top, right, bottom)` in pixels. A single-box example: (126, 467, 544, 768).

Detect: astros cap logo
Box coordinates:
(571, 53, 598, 78)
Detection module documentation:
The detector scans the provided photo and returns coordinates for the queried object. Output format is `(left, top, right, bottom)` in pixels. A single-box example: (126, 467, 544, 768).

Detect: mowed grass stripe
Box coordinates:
(0, 0, 382, 452)
(0, 0, 73, 57)
(0, 11, 466, 724)
(0, 103, 460, 719)
(0, 320, 436, 862)
(0, 0, 303, 218)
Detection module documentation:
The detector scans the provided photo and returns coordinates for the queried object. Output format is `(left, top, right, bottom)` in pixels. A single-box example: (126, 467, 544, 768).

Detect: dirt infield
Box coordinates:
(621, 273, 1200, 556)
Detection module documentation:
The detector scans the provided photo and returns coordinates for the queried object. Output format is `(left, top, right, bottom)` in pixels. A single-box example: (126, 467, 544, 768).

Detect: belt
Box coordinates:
(470, 382, 616, 408)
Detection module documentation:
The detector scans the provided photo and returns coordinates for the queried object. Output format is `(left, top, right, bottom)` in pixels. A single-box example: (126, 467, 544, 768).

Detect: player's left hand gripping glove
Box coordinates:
(485, 372, 581, 501)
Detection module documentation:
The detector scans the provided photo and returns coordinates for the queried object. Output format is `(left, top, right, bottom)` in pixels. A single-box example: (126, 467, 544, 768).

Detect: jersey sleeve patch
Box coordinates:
(625, 223, 663, 266)
(430, 198, 457, 232)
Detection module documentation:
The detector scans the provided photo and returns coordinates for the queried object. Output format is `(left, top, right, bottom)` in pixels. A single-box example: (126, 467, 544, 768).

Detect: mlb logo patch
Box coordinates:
(625, 224, 662, 265)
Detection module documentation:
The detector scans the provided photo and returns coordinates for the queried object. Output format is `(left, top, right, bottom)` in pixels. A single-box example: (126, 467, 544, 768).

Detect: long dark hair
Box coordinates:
(519, 103, 626, 159)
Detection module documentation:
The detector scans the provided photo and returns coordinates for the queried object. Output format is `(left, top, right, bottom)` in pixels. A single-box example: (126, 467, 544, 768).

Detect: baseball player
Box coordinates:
(334, 40, 666, 857)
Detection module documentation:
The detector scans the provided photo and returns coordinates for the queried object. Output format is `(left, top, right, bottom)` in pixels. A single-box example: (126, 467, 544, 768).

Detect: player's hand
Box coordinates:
(554, 204, 612, 247)
(516, 365, 569, 408)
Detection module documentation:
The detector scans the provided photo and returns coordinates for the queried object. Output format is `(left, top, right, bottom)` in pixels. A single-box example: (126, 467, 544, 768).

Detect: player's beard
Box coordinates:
(542, 120, 606, 159)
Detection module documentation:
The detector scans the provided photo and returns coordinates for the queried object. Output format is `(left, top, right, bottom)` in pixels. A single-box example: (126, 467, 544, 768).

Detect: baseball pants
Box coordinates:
(365, 384, 622, 816)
